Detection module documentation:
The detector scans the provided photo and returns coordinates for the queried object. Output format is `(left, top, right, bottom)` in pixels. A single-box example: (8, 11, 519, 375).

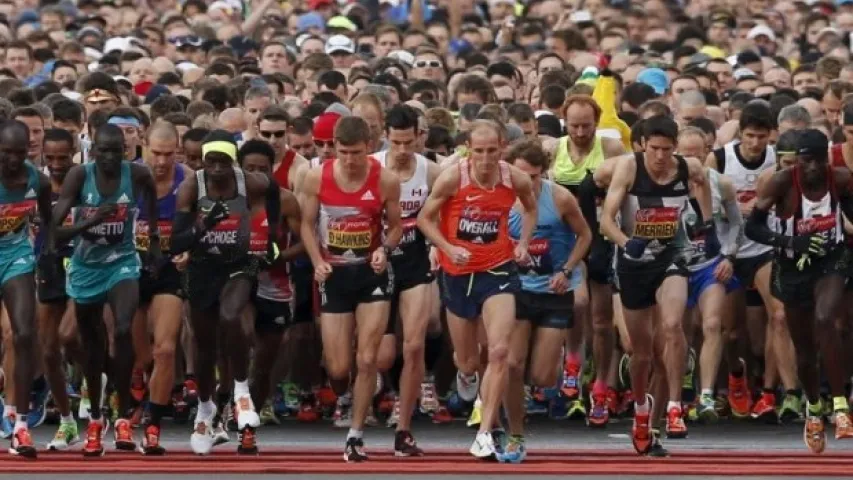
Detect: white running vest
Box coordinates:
(721, 141, 775, 259)
(374, 151, 430, 255)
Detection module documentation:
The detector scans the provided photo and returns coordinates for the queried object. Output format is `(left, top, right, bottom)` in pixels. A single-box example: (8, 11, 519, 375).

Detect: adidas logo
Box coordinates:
(261, 218, 269, 227)
(117, 193, 130, 203)
(361, 191, 375, 201)
(372, 287, 383, 296)
(86, 193, 94, 203)
(208, 246, 221, 255)
(24, 189, 36, 199)
(120, 266, 130, 274)
(674, 181, 686, 191)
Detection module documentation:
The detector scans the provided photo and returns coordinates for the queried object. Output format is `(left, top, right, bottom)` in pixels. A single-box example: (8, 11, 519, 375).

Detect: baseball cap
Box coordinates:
(636, 67, 668, 95)
(327, 16, 357, 31)
(325, 34, 355, 55)
(796, 129, 829, 158)
(747, 25, 776, 41)
(313, 112, 342, 141)
(297, 12, 325, 32)
(308, 0, 333, 9)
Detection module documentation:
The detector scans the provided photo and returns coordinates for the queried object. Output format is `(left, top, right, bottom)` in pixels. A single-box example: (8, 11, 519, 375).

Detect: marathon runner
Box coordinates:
(373, 105, 440, 455)
(299, 116, 402, 462)
(52, 123, 160, 456)
(417, 119, 537, 460)
(745, 129, 853, 454)
(599, 115, 719, 455)
(501, 139, 591, 463)
(0, 121, 54, 458)
(171, 130, 281, 455)
(133, 121, 194, 455)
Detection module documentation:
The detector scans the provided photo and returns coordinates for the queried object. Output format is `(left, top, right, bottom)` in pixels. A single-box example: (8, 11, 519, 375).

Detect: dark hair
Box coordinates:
(687, 117, 716, 138)
(43, 127, 74, 147)
(161, 112, 192, 128)
(238, 139, 276, 167)
(11, 106, 42, 124)
(33, 82, 61, 101)
(149, 94, 185, 122)
(51, 98, 84, 126)
(183, 128, 210, 144)
(94, 123, 124, 144)
(541, 84, 566, 110)
(507, 102, 535, 124)
(200, 85, 233, 111)
(201, 129, 237, 146)
(318, 70, 347, 92)
(290, 116, 313, 135)
(425, 125, 453, 153)
(505, 139, 549, 169)
(312, 91, 342, 106)
(739, 102, 774, 131)
(157, 71, 183, 86)
(7, 88, 35, 108)
(385, 104, 419, 132)
(642, 115, 679, 142)
(259, 105, 289, 124)
(621, 82, 658, 110)
(334, 117, 372, 146)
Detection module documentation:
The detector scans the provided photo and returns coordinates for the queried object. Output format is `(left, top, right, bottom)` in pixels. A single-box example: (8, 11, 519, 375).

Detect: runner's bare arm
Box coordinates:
(36, 172, 54, 254)
(510, 165, 537, 249)
(278, 188, 304, 263)
(289, 154, 309, 190)
(299, 168, 325, 268)
(717, 174, 744, 257)
(602, 137, 626, 159)
(52, 165, 93, 243)
(169, 172, 202, 255)
(686, 157, 714, 226)
(833, 168, 853, 225)
(554, 183, 591, 272)
(131, 162, 160, 237)
(745, 170, 790, 248)
(600, 153, 636, 248)
(380, 169, 403, 250)
(705, 151, 719, 171)
(425, 160, 441, 190)
(416, 165, 459, 254)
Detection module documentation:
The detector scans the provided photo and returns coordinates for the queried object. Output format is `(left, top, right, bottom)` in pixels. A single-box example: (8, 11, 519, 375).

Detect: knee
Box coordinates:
(660, 320, 685, 342)
(356, 350, 378, 373)
(401, 338, 425, 364)
(702, 316, 722, 338)
(530, 368, 557, 388)
(768, 308, 788, 331)
(814, 311, 834, 331)
(152, 341, 177, 365)
(506, 354, 525, 379)
(592, 320, 613, 338)
(219, 307, 241, 329)
(487, 343, 509, 365)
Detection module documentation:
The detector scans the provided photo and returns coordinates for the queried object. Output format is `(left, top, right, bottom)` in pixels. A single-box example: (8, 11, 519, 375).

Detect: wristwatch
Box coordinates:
(561, 265, 572, 277)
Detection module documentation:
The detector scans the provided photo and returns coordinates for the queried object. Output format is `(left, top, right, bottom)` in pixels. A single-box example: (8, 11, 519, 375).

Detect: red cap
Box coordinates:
(134, 81, 153, 96)
(309, 0, 333, 10)
(313, 112, 341, 141)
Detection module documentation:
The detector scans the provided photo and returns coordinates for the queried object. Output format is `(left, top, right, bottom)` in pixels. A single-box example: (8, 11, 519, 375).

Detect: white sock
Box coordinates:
(196, 400, 216, 421)
(668, 401, 681, 411)
(14, 417, 26, 432)
(635, 399, 649, 415)
(474, 395, 482, 408)
(234, 380, 250, 401)
(60, 414, 74, 424)
(347, 428, 362, 440)
(701, 389, 713, 397)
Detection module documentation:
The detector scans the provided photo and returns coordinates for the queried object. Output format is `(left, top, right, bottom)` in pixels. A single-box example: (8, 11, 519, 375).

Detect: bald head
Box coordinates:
(797, 97, 823, 123)
(218, 108, 246, 134)
(147, 120, 179, 143)
(0, 120, 29, 144)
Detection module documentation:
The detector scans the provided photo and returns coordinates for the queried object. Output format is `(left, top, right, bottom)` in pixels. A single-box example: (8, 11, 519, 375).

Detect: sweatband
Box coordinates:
(107, 116, 141, 128)
(202, 141, 237, 163)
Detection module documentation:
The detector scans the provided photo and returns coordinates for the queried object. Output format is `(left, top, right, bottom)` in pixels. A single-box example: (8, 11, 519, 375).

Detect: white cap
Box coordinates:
(570, 10, 593, 22)
(62, 91, 83, 101)
(733, 67, 757, 80)
(817, 27, 842, 39)
(325, 34, 355, 55)
(388, 50, 414, 67)
(379, 0, 400, 7)
(488, 0, 515, 6)
(103, 36, 145, 54)
(747, 25, 775, 41)
(175, 61, 199, 73)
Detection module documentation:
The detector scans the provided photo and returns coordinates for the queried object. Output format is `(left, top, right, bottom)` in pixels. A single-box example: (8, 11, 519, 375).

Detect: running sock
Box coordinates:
(234, 380, 250, 401)
(807, 400, 823, 417)
(474, 395, 482, 408)
(700, 389, 713, 397)
(424, 333, 443, 372)
(14, 416, 26, 432)
(5, 405, 16, 419)
(833, 396, 848, 412)
(60, 414, 74, 425)
(667, 401, 680, 411)
(346, 428, 363, 440)
(197, 399, 216, 421)
(148, 402, 170, 427)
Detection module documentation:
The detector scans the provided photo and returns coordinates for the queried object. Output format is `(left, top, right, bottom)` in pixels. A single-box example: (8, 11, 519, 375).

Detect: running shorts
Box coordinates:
(67, 255, 141, 305)
(771, 249, 850, 308)
(687, 257, 741, 309)
(439, 261, 520, 320)
(515, 290, 574, 329)
(318, 263, 394, 314)
(139, 261, 185, 303)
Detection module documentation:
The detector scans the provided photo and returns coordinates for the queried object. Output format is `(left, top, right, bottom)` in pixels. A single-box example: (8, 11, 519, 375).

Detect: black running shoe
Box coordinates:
(646, 430, 669, 458)
(237, 426, 258, 455)
(394, 430, 424, 457)
(343, 437, 368, 462)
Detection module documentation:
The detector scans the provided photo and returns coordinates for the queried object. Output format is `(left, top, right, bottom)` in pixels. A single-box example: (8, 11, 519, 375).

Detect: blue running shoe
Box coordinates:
(28, 382, 50, 429)
(497, 435, 527, 464)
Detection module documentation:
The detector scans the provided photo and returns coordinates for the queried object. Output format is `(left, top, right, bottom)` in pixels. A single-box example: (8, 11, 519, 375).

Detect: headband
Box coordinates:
(202, 141, 237, 163)
(85, 88, 117, 103)
(107, 116, 141, 128)
(776, 150, 796, 156)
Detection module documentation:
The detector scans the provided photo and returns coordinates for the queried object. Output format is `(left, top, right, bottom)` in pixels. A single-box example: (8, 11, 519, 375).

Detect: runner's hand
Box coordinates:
(790, 234, 826, 256)
(370, 248, 387, 274)
(514, 243, 531, 266)
(91, 204, 118, 224)
(550, 270, 570, 294)
(713, 257, 733, 283)
(703, 223, 721, 258)
(428, 246, 440, 271)
(171, 252, 189, 272)
(796, 254, 812, 271)
(314, 261, 333, 282)
(202, 201, 229, 230)
(624, 238, 648, 259)
(445, 246, 471, 266)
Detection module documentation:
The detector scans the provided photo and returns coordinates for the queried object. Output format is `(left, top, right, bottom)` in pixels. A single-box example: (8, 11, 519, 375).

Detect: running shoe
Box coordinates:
(0, 398, 12, 439)
(378, 392, 396, 416)
(47, 421, 80, 450)
(142, 424, 166, 455)
(114, 418, 136, 451)
(491, 428, 507, 455)
(172, 387, 190, 424)
(779, 393, 801, 422)
(130, 369, 146, 404)
(697, 393, 718, 423)
(646, 428, 669, 457)
(456, 371, 480, 403)
(665, 405, 688, 439)
(78, 379, 91, 420)
(565, 398, 586, 419)
(82, 420, 105, 457)
(497, 435, 526, 464)
(9, 426, 36, 458)
(296, 393, 319, 423)
(834, 411, 853, 439)
(281, 382, 300, 415)
(469, 430, 496, 460)
(631, 394, 653, 455)
(751, 392, 778, 422)
(259, 401, 279, 425)
(191, 414, 216, 455)
(386, 398, 401, 428)
(526, 387, 548, 416)
(234, 394, 261, 429)
(333, 395, 352, 428)
(727, 359, 751, 418)
(681, 348, 696, 393)
(804, 415, 826, 454)
(212, 418, 230, 446)
(237, 426, 258, 455)
(587, 391, 609, 427)
(184, 377, 199, 406)
(419, 376, 439, 414)
(344, 437, 368, 462)
(561, 358, 582, 399)
(28, 380, 50, 429)
(394, 430, 424, 457)
(431, 404, 453, 424)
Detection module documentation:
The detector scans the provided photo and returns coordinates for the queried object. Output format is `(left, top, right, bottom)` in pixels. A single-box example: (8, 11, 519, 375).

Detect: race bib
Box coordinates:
(0, 200, 36, 235)
(632, 207, 678, 240)
(135, 220, 172, 252)
(525, 238, 553, 275)
(456, 206, 500, 244)
(326, 216, 373, 258)
(80, 204, 129, 245)
(199, 215, 240, 253)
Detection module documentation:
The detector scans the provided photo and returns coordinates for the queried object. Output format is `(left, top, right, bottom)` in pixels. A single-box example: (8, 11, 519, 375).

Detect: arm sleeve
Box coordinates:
(576, 174, 603, 237)
(265, 177, 281, 242)
(718, 194, 743, 257)
(170, 211, 203, 255)
(745, 208, 789, 249)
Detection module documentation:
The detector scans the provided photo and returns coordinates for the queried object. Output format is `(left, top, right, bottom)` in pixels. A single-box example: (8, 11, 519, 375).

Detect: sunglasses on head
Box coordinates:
(414, 60, 441, 68)
(259, 129, 286, 139)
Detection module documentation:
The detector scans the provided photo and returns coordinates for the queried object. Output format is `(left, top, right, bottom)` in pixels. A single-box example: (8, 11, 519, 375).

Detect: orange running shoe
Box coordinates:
(606, 389, 620, 417)
(587, 391, 609, 427)
(665, 406, 688, 439)
(114, 418, 136, 451)
(804, 415, 826, 453)
(561, 359, 581, 399)
(10, 426, 36, 458)
(317, 387, 337, 408)
(631, 395, 653, 454)
(83, 421, 104, 457)
(834, 411, 853, 440)
(751, 392, 777, 421)
(130, 369, 146, 403)
(432, 405, 453, 424)
(142, 424, 165, 455)
(727, 360, 751, 418)
(296, 395, 319, 423)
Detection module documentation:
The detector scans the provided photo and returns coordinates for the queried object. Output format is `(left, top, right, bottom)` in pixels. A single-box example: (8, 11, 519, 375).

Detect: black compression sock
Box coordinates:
(148, 402, 170, 427)
(424, 333, 443, 372)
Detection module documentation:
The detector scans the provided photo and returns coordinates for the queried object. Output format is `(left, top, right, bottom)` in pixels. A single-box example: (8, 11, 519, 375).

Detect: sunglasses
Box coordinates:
(314, 139, 334, 148)
(414, 60, 441, 68)
(259, 130, 286, 139)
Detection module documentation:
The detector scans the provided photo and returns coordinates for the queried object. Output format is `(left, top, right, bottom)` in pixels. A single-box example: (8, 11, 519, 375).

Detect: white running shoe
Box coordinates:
(456, 371, 480, 403)
(469, 431, 496, 460)
(234, 394, 261, 429)
(191, 410, 216, 455)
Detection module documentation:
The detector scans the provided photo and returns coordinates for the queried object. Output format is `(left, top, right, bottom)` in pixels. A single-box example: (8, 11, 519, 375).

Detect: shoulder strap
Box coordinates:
(195, 170, 206, 199)
(459, 159, 470, 188)
(499, 161, 512, 188)
(234, 167, 247, 197)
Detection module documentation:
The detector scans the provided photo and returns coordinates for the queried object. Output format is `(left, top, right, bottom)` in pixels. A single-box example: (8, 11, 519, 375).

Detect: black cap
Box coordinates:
(796, 129, 829, 158)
